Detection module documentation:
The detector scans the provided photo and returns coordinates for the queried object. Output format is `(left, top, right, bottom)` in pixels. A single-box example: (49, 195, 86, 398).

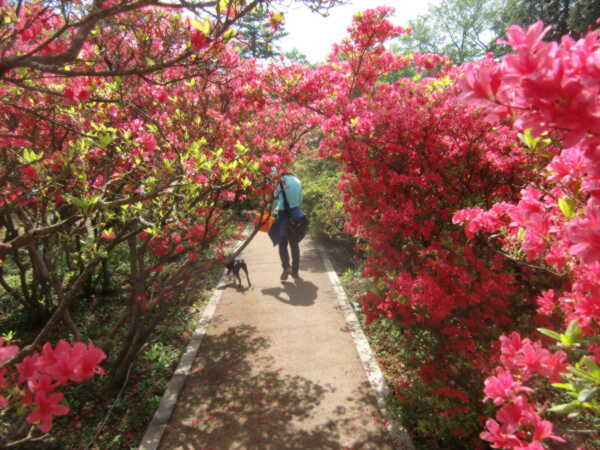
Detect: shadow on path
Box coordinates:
(260, 278, 318, 306)
(216, 281, 252, 292)
(295, 245, 325, 276)
(160, 325, 391, 449)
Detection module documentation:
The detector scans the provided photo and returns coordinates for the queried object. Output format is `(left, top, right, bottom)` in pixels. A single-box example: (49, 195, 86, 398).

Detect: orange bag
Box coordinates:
(256, 212, 275, 232)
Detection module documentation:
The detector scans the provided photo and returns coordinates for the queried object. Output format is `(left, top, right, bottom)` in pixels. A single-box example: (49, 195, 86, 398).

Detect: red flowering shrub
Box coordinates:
(0, 0, 338, 444)
(2, 0, 597, 446)
(457, 21, 600, 448)
(285, 8, 563, 445)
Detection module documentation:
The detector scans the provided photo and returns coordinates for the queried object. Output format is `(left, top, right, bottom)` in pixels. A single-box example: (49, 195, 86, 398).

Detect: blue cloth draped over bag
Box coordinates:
(268, 206, 307, 246)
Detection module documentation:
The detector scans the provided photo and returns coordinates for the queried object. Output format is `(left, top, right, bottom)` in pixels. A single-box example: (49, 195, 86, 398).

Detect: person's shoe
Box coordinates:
(291, 272, 300, 280)
(280, 268, 291, 281)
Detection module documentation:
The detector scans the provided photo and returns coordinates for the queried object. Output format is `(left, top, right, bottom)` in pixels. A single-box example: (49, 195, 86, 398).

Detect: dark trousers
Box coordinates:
(279, 235, 300, 274)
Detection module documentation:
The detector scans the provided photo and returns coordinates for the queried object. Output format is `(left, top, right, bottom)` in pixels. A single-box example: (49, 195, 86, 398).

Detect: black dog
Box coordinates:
(225, 258, 251, 288)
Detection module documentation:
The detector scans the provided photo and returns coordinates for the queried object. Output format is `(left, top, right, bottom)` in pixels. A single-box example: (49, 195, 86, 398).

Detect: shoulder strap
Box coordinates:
(278, 180, 291, 212)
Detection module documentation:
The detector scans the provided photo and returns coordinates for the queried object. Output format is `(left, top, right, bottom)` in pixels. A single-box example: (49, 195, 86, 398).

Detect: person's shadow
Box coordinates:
(261, 277, 318, 306)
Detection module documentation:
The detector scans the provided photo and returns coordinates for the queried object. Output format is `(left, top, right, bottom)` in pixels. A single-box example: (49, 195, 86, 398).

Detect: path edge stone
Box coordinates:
(314, 241, 415, 450)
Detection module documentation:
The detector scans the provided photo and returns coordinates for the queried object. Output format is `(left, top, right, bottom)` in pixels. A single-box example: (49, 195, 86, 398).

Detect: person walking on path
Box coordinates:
(269, 172, 305, 281)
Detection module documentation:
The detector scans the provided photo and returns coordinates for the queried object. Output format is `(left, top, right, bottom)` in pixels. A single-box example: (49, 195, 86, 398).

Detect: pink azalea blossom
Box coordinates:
(26, 391, 69, 433)
(69, 343, 106, 382)
(536, 290, 555, 316)
(27, 373, 57, 394)
(484, 370, 533, 405)
(0, 339, 18, 364)
(16, 355, 39, 384)
(568, 200, 600, 264)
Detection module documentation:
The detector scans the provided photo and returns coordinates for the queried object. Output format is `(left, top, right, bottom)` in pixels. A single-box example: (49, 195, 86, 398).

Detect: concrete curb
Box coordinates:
(138, 274, 225, 450)
(314, 242, 415, 450)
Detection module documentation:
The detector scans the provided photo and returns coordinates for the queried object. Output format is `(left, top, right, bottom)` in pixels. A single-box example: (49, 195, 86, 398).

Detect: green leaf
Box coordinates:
(223, 27, 237, 39)
(558, 197, 575, 219)
(190, 18, 211, 35)
(1, 330, 15, 342)
(548, 401, 580, 414)
(552, 382, 574, 391)
(63, 194, 91, 209)
(98, 134, 113, 147)
(578, 388, 598, 402)
(581, 356, 600, 372)
(20, 148, 43, 164)
(518, 129, 536, 149)
(564, 319, 582, 344)
(569, 367, 600, 384)
(235, 141, 247, 153)
(88, 195, 100, 205)
(538, 327, 562, 342)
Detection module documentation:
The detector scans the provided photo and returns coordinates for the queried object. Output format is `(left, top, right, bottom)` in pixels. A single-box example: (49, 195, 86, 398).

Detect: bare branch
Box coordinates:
(0, 215, 82, 258)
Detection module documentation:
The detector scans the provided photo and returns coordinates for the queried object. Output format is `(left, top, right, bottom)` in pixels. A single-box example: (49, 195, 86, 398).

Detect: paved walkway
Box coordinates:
(141, 232, 411, 449)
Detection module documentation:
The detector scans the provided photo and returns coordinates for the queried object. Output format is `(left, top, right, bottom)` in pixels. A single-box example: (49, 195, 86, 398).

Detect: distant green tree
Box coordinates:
(284, 48, 312, 66)
(392, 0, 503, 64)
(237, 6, 288, 59)
(492, 0, 600, 45)
(393, 0, 600, 63)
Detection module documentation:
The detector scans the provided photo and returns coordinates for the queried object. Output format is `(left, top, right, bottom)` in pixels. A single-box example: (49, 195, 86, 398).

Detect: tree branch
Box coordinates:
(0, 215, 82, 258)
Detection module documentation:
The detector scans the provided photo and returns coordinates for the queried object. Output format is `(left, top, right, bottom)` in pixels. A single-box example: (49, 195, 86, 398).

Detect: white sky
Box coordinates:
(280, 0, 438, 63)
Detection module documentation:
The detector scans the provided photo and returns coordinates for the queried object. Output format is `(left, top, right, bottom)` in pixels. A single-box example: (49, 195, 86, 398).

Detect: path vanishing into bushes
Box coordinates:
(138, 231, 414, 449)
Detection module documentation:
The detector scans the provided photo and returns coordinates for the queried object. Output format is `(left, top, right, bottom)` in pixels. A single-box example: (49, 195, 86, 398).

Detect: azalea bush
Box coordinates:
(287, 8, 556, 445)
(456, 21, 600, 448)
(286, 7, 598, 447)
(0, 0, 341, 445)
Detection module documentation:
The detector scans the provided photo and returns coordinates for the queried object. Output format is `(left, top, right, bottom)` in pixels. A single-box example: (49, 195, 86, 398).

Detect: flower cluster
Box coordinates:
(458, 21, 600, 447)
(481, 396, 564, 450)
(1, 340, 106, 433)
(295, 8, 599, 446)
(480, 333, 569, 448)
(303, 7, 540, 442)
(0, 0, 318, 442)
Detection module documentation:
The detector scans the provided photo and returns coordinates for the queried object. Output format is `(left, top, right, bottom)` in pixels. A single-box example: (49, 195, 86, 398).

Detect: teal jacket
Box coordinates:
(274, 174, 302, 211)
(268, 174, 305, 246)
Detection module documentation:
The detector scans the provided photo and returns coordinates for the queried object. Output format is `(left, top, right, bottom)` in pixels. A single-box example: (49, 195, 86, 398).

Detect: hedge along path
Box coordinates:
(140, 230, 414, 449)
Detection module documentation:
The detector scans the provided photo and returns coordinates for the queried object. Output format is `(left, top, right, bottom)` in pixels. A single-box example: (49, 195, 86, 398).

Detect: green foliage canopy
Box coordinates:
(493, 0, 600, 43)
(392, 0, 503, 64)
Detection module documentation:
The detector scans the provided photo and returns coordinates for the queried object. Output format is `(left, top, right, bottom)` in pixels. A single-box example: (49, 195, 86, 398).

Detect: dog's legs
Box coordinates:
(241, 263, 251, 287)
